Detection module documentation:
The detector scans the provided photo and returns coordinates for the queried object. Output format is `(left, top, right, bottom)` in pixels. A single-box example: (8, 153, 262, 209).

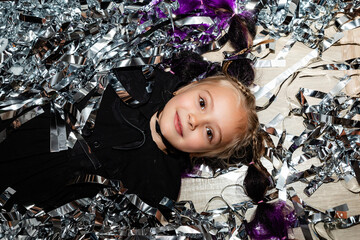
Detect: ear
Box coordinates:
(174, 81, 198, 95)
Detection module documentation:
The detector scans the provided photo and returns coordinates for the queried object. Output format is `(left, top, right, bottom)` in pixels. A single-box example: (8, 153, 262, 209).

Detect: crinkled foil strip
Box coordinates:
(311, 57, 360, 70)
(289, 187, 360, 240)
(1, 0, 360, 239)
(260, 76, 360, 238)
(251, 3, 360, 223)
(0, 179, 286, 239)
(0, 176, 286, 239)
(252, 0, 358, 107)
(262, 75, 360, 190)
(0, 175, 257, 239)
(0, 0, 241, 150)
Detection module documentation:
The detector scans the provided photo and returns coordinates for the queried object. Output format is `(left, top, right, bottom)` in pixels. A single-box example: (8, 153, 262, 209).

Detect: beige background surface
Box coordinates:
(178, 25, 360, 239)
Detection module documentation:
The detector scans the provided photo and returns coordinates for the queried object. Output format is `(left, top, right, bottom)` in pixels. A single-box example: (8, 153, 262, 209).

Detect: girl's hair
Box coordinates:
(225, 13, 257, 86)
(170, 6, 295, 238)
(194, 75, 295, 239)
(186, 75, 295, 238)
(244, 161, 296, 239)
(170, 11, 256, 87)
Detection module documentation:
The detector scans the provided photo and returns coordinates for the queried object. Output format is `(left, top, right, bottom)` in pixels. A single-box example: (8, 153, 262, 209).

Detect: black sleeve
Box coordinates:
(112, 67, 189, 107)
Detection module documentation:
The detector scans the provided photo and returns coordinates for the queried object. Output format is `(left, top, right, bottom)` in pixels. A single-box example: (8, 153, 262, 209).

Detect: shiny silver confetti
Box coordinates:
(1, 0, 360, 239)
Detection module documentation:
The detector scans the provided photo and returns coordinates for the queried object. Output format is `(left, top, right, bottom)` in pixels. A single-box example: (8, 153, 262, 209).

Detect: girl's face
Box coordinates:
(157, 80, 248, 155)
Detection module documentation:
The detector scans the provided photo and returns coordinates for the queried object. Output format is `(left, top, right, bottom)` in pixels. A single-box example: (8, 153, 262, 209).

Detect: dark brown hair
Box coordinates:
(169, 11, 256, 87)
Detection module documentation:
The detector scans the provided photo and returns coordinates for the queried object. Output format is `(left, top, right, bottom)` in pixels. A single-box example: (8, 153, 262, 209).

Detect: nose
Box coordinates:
(188, 113, 203, 130)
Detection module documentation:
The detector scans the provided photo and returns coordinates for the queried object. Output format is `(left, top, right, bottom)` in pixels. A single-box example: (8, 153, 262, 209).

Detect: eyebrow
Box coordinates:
(205, 89, 222, 145)
(204, 89, 213, 109)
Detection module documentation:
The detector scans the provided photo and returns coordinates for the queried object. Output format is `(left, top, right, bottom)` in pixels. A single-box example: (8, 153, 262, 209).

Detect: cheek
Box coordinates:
(161, 117, 174, 137)
(186, 130, 206, 146)
(175, 94, 194, 108)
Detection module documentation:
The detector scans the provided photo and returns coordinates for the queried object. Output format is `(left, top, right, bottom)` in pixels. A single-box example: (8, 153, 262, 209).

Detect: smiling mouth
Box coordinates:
(175, 112, 183, 136)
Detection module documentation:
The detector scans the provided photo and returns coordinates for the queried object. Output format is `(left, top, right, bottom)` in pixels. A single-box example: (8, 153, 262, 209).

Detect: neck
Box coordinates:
(150, 112, 167, 152)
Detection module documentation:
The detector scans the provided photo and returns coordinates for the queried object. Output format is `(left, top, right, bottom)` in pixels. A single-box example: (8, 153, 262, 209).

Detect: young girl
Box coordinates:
(0, 66, 257, 212)
(0, 0, 259, 211)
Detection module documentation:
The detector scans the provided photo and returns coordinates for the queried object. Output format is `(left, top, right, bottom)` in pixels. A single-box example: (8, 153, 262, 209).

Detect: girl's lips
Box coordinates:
(175, 112, 183, 136)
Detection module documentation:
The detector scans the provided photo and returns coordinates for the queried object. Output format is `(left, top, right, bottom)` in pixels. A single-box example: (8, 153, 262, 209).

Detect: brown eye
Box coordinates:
(206, 127, 213, 141)
(199, 97, 205, 109)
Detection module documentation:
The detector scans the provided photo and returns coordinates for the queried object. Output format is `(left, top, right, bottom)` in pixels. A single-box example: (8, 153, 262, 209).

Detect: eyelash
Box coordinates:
(199, 97, 206, 109)
(206, 127, 213, 142)
(199, 97, 213, 142)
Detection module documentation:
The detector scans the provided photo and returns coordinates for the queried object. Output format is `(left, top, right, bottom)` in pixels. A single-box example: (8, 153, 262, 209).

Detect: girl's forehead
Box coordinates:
(194, 79, 238, 91)
(196, 80, 243, 101)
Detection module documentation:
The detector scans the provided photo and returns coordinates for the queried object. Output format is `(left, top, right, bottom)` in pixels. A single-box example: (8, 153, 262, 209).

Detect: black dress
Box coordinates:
(0, 68, 190, 211)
